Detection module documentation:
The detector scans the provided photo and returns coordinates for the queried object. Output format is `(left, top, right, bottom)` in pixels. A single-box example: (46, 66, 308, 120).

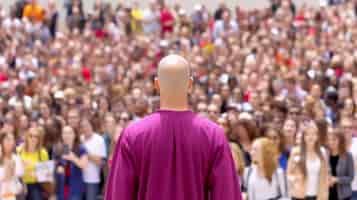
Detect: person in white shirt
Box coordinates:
(341, 118, 357, 200)
(280, 77, 307, 102)
(8, 84, 32, 111)
(243, 137, 287, 200)
(213, 10, 238, 39)
(0, 132, 24, 200)
(142, 0, 160, 35)
(287, 120, 329, 200)
(80, 118, 106, 200)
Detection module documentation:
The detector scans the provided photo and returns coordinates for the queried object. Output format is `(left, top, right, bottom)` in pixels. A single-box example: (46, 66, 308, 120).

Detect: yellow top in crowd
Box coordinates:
(17, 146, 49, 184)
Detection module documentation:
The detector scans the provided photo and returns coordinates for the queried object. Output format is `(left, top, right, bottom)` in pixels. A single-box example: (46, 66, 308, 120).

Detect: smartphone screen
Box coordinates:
(63, 144, 70, 155)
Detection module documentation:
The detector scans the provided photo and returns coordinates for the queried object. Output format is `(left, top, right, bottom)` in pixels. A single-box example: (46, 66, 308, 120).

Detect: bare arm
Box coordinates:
(87, 154, 103, 166)
(72, 154, 89, 169)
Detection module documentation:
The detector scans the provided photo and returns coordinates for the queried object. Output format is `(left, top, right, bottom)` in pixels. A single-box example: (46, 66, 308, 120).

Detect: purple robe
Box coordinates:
(105, 110, 242, 200)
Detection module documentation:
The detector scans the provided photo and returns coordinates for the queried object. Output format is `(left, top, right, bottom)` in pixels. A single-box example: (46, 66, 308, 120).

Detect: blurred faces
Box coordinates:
(249, 92, 260, 110)
(328, 133, 339, 154)
(40, 102, 50, 119)
(222, 11, 230, 23)
(62, 126, 75, 146)
(232, 88, 242, 102)
(311, 84, 321, 99)
(341, 98, 354, 118)
(26, 128, 41, 151)
(14, 102, 24, 116)
(132, 88, 142, 100)
(119, 112, 130, 126)
(0, 0, 356, 179)
(207, 104, 219, 121)
(217, 117, 229, 135)
(313, 102, 325, 120)
(221, 85, 230, 99)
(0, 98, 5, 112)
(80, 119, 93, 137)
(295, 131, 303, 146)
(65, 88, 76, 105)
(237, 125, 249, 142)
(352, 86, 357, 105)
(283, 119, 297, 138)
(67, 109, 80, 129)
(283, 119, 297, 149)
(211, 94, 222, 108)
(266, 129, 280, 148)
(285, 78, 296, 93)
(304, 123, 319, 148)
(105, 114, 116, 134)
(197, 102, 207, 116)
(99, 98, 109, 112)
(19, 114, 29, 130)
(2, 133, 15, 155)
(341, 118, 353, 139)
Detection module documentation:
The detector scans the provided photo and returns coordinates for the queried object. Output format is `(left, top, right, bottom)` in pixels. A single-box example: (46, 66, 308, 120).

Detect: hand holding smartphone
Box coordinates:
(63, 144, 70, 155)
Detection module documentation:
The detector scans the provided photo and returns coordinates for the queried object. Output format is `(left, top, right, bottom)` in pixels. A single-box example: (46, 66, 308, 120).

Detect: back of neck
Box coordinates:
(160, 97, 189, 111)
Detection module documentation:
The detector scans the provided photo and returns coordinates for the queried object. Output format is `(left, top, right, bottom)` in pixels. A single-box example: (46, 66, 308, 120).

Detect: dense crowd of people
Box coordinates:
(0, 0, 357, 199)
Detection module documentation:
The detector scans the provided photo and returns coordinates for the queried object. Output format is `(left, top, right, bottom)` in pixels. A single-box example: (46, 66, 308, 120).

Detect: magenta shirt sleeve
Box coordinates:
(105, 129, 137, 200)
(208, 136, 242, 200)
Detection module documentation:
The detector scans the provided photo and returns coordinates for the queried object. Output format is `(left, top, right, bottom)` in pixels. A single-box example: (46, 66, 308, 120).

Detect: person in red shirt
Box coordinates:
(160, 6, 175, 36)
(0, 72, 8, 83)
(81, 66, 91, 82)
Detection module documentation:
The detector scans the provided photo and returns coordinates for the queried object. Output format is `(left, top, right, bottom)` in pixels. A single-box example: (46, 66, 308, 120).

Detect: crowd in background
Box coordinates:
(0, 0, 357, 199)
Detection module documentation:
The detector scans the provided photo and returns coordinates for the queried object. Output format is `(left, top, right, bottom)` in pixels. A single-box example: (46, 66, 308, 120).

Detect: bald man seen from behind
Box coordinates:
(105, 55, 242, 200)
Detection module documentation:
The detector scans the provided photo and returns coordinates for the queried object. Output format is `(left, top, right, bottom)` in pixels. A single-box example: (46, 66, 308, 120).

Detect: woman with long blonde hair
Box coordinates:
(17, 127, 49, 200)
(230, 142, 245, 178)
(287, 120, 329, 200)
(243, 137, 287, 200)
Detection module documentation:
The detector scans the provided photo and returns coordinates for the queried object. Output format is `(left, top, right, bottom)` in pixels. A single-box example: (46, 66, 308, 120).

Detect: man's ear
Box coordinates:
(188, 77, 193, 93)
(154, 77, 160, 93)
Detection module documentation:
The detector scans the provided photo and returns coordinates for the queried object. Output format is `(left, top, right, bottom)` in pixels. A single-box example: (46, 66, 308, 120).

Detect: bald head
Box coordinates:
(157, 55, 191, 97)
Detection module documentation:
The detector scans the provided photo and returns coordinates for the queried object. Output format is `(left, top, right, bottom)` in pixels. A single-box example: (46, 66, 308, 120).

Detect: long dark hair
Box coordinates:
(316, 119, 328, 148)
(329, 129, 347, 157)
(233, 119, 259, 143)
(44, 117, 63, 150)
(0, 132, 15, 165)
(298, 120, 325, 179)
(72, 134, 82, 156)
(62, 126, 81, 156)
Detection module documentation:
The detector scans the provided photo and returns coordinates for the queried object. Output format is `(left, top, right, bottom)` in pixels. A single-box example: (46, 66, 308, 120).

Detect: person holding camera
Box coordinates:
(55, 126, 88, 200)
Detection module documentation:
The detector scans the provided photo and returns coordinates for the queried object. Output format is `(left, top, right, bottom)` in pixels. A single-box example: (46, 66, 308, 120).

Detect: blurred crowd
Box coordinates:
(0, 0, 357, 199)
